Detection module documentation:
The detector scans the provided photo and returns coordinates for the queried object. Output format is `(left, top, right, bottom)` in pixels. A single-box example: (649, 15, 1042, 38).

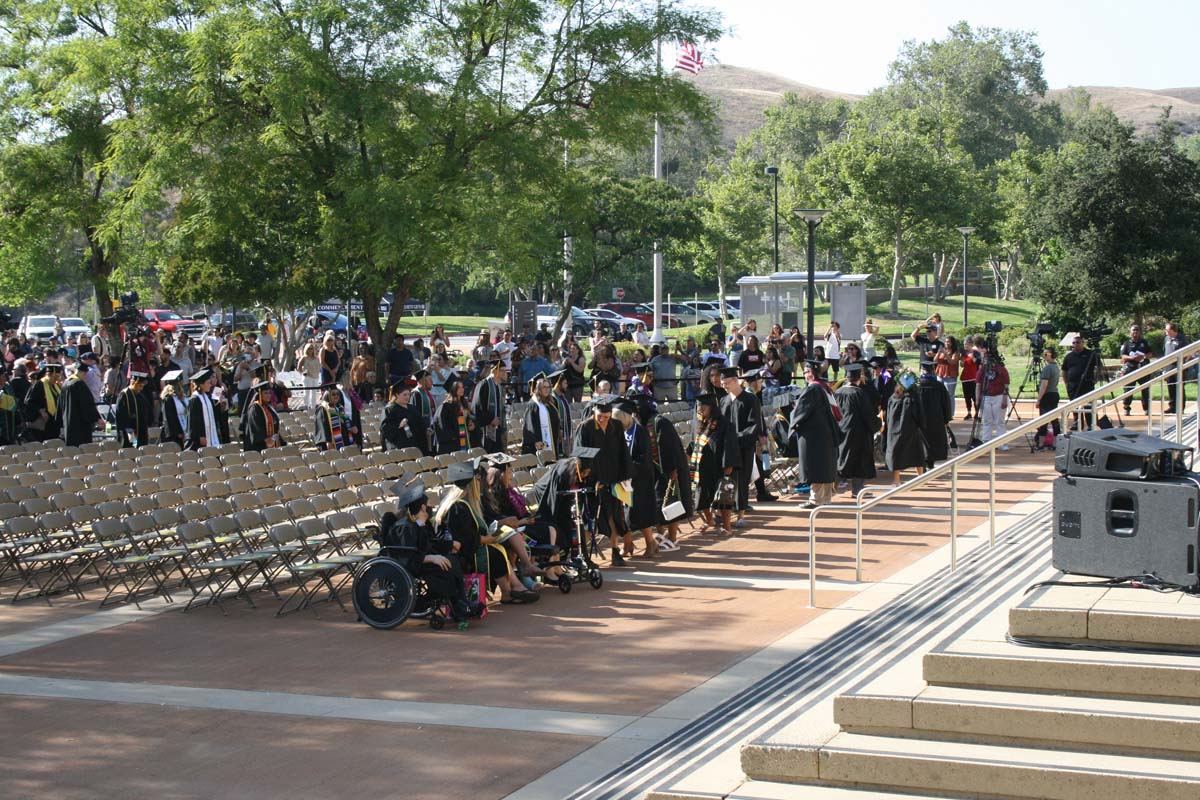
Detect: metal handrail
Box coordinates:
(803, 340, 1200, 606)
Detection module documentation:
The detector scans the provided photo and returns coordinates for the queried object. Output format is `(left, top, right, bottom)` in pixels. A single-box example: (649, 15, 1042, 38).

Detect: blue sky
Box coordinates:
(695, 0, 1198, 93)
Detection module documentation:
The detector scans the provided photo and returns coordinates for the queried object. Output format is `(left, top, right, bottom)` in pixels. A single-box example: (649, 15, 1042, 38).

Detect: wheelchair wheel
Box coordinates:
(558, 574, 573, 594)
(352, 557, 415, 630)
(589, 569, 603, 589)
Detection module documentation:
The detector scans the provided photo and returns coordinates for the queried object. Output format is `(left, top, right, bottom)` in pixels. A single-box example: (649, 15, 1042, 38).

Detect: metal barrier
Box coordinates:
(804, 341, 1200, 606)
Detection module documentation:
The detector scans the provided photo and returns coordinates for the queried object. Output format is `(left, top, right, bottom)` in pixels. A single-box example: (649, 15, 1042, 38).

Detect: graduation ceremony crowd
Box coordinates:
(0, 311, 1018, 625)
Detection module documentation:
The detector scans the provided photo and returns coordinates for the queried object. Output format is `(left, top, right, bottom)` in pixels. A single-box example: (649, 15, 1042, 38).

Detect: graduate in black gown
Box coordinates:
(0, 368, 19, 446)
(59, 361, 102, 447)
(643, 394, 692, 544)
(185, 368, 223, 450)
(434, 376, 472, 454)
(471, 354, 508, 454)
(549, 368, 573, 456)
(531, 453, 592, 551)
(885, 372, 926, 483)
(242, 382, 285, 452)
(742, 368, 778, 503)
(914, 356, 952, 469)
(113, 371, 152, 448)
(407, 369, 436, 455)
(771, 390, 798, 458)
(23, 363, 63, 442)
(789, 360, 840, 509)
(158, 370, 187, 448)
(379, 480, 480, 623)
(718, 366, 759, 524)
(834, 362, 879, 498)
(574, 394, 633, 566)
(314, 384, 357, 451)
(521, 373, 563, 456)
(381, 378, 420, 452)
(868, 356, 894, 416)
(433, 460, 538, 604)
(690, 393, 739, 534)
(614, 397, 659, 557)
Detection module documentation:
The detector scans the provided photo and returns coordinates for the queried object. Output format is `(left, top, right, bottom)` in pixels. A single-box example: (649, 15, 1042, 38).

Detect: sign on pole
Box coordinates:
(612, 287, 625, 300)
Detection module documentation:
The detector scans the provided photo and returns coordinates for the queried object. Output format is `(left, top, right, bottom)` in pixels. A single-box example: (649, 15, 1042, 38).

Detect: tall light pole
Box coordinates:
(795, 209, 830, 355)
(764, 166, 779, 274)
(956, 226, 976, 327)
(648, 1, 666, 344)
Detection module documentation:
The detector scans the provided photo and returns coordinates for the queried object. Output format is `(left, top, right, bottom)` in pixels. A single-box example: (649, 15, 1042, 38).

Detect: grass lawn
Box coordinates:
(392, 315, 500, 336)
(866, 296, 1041, 337)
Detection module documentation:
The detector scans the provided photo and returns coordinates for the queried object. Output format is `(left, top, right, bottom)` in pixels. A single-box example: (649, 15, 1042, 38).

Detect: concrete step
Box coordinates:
(836, 685, 1200, 755)
(923, 638, 1200, 700)
(725, 781, 962, 800)
(1009, 583, 1200, 648)
(743, 730, 1200, 800)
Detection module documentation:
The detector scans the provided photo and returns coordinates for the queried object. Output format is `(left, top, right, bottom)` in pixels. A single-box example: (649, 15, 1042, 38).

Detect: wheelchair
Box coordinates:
(351, 547, 459, 630)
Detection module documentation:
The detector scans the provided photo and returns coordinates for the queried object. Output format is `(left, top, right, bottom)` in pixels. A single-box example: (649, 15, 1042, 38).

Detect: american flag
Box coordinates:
(674, 41, 704, 74)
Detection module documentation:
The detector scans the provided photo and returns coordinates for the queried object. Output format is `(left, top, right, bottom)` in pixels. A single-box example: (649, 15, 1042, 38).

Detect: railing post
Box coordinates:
(808, 509, 817, 608)
(1178, 352, 1186, 445)
(950, 464, 958, 570)
(988, 449, 996, 548)
(855, 506, 863, 583)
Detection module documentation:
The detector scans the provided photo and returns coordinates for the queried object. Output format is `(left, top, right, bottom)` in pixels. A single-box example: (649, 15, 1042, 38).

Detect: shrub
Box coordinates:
(1100, 331, 1128, 358)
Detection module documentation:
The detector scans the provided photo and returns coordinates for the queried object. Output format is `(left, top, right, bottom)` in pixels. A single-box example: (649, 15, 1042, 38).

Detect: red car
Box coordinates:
(143, 309, 207, 338)
(597, 302, 685, 328)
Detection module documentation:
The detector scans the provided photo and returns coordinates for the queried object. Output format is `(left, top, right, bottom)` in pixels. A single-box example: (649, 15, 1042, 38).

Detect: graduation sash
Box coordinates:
(41, 377, 58, 417)
(322, 405, 345, 449)
(690, 419, 716, 486)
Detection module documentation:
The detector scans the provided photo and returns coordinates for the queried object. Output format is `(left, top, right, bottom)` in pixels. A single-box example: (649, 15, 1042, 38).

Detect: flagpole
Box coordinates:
(650, 1, 666, 345)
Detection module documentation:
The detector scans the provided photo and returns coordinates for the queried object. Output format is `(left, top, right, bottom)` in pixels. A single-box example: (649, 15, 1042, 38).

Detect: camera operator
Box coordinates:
(1119, 324, 1155, 415)
(1163, 322, 1188, 415)
(126, 326, 162, 382)
(909, 317, 944, 357)
(1034, 346, 1062, 450)
(1061, 335, 1096, 430)
(979, 350, 1011, 450)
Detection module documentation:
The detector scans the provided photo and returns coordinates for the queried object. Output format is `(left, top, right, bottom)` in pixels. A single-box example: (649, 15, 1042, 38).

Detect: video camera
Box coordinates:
(970, 320, 1004, 365)
(1079, 323, 1113, 349)
(99, 291, 149, 334)
(1025, 322, 1056, 354)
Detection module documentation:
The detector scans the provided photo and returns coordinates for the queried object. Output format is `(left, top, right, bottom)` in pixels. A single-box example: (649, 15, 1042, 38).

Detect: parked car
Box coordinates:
(584, 307, 642, 332)
(663, 302, 718, 325)
(596, 302, 685, 328)
(17, 315, 59, 342)
(206, 311, 261, 331)
(58, 317, 93, 340)
(294, 310, 349, 335)
(143, 309, 207, 339)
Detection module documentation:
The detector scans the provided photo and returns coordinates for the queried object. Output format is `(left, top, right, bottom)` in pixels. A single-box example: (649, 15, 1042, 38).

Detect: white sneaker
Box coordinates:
(998, 445, 1011, 452)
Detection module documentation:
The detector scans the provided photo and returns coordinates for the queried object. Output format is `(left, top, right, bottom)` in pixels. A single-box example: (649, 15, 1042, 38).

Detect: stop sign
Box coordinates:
(613, 287, 625, 300)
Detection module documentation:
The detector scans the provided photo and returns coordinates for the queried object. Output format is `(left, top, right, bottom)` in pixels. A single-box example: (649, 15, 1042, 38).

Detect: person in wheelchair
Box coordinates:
(434, 459, 540, 605)
(378, 480, 480, 623)
(481, 455, 563, 581)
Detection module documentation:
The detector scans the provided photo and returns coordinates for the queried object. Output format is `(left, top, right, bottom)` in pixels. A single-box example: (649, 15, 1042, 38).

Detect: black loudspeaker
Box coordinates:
(1055, 430, 1191, 481)
(1052, 474, 1200, 588)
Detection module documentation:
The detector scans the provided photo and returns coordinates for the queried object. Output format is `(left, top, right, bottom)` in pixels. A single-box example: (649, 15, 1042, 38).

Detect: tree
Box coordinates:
(1029, 110, 1200, 322)
(687, 162, 770, 319)
(807, 109, 978, 315)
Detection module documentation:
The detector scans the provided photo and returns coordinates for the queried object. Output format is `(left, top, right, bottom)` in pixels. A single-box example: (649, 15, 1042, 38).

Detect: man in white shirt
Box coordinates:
(257, 322, 275, 365)
(492, 330, 516, 370)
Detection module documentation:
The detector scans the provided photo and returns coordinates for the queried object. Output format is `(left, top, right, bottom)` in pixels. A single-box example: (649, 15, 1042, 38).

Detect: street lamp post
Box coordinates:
(956, 226, 976, 327)
(764, 167, 779, 274)
(794, 209, 831, 355)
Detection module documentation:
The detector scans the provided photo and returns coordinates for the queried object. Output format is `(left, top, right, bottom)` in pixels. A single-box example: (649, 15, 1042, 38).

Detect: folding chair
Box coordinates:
(49, 492, 81, 513)
(266, 523, 354, 617)
(203, 481, 233, 500)
(356, 484, 385, 505)
(151, 490, 182, 511)
(125, 495, 159, 516)
(175, 520, 259, 613)
(224, 464, 251, 480)
(289, 466, 317, 483)
(97, 516, 176, 607)
(5, 486, 36, 503)
(297, 479, 325, 498)
(11, 518, 102, 603)
(276, 483, 303, 504)
(103, 484, 131, 502)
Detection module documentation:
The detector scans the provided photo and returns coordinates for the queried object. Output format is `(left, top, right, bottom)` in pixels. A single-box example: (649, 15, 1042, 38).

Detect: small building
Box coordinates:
(736, 271, 871, 341)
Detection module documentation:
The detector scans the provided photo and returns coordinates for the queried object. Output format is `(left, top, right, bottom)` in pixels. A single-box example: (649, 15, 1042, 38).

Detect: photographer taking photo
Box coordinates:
(910, 317, 944, 356)
(1119, 324, 1155, 415)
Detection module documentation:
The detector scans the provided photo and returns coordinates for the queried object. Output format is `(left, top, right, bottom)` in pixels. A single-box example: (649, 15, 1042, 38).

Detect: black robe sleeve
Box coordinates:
(407, 393, 432, 455)
(521, 402, 561, 456)
(60, 378, 100, 446)
(162, 397, 185, 445)
(380, 401, 409, 452)
(185, 394, 207, 450)
(471, 379, 496, 428)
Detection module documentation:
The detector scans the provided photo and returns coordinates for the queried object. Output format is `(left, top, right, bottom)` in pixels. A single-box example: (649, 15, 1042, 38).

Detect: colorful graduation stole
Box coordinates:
(690, 419, 716, 486)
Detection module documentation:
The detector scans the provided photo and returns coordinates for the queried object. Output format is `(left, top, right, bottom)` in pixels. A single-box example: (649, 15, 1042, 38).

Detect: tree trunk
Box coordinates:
(365, 285, 407, 385)
(889, 228, 905, 317)
(1002, 248, 1019, 300)
(988, 259, 1002, 299)
(716, 243, 728, 323)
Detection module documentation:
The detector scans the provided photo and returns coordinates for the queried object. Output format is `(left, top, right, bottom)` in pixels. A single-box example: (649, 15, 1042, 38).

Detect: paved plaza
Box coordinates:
(0, 413, 1075, 799)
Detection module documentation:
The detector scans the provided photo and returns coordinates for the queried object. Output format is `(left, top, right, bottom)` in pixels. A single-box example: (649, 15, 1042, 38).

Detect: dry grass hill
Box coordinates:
(685, 64, 1200, 147)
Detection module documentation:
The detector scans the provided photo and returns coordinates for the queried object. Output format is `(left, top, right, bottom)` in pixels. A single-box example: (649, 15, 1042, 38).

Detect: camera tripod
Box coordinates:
(1005, 354, 1042, 424)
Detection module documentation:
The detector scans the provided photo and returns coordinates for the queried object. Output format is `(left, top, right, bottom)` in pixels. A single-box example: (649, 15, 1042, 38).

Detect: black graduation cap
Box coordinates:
(741, 368, 765, 381)
(79, 352, 98, 363)
(441, 372, 460, 392)
(129, 370, 149, 380)
(867, 356, 888, 369)
(703, 354, 727, 368)
(694, 392, 720, 408)
(717, 366, 741, 379)
(390, 377, 417, 393)
(843, 362, 865, 376)
(919, 355, 937, 370)
(318, 381, 343, 391)
(38, 362, 63, 373)
(803, 359, 824, 370)
(253, 363, 270, 379)
(573, 445, 601, 460)
(527, 371, 548, 392)
(391, 479, 427, 507)
(484, 452, 517, 468)
(546, 368, 568, 384)
(190, 367, 214, 384)
(614, 398, 638, 414)
(411, 369, 429, 381)
(632, 362, 653, 373)
(591, 393, 616, 410)
(446, 458, 480, 484)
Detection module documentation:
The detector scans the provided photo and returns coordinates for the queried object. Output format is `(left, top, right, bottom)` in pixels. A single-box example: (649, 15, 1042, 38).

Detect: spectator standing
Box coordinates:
(860, 319, 879, 359)
(299, 342, 322, 410)
(257, 322, 274, 366)
(385, 334, 413, 384)
(959, 339, 978, 420)
(823, 322, 842, 380)
(1119, 324, 1154, 415)
(979, 354, 1011, 449)
(1034, 346, 1062, 450)
(1163, 322, 1189, 414)
(471, 329, 493, 365)
(934, 336, 962, 418)
(517, 344, 552, 400)
(632, 322, 650, 348)
(726, 323, 745, 366)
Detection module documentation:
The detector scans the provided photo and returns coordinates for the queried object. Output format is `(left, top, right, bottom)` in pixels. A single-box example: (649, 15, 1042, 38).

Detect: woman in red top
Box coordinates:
(958, 337, 978, 420)
(934, 336, 963, 419)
